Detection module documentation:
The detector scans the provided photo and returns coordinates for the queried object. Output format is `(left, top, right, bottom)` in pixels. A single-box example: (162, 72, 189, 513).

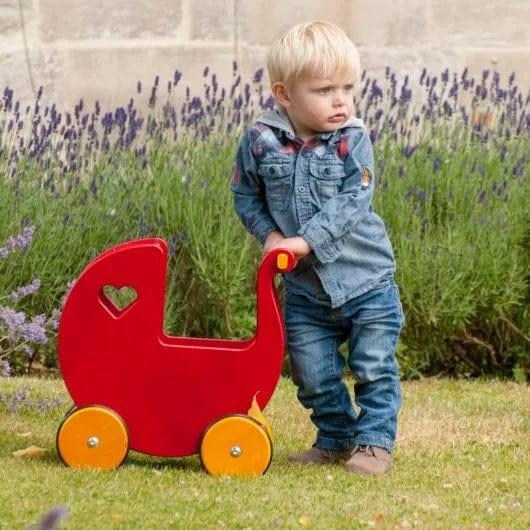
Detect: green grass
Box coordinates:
(0, 376, 528, 529)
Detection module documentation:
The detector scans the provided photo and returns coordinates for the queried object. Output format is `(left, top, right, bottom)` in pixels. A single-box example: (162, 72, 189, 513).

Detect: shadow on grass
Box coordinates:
(126, 452, 204, 473)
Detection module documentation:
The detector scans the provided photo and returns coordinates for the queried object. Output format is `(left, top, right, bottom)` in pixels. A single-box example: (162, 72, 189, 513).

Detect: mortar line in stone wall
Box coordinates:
(25, 39, 235, 51)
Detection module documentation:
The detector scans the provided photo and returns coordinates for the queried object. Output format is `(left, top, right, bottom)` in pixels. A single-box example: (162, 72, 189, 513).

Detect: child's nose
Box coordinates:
(333, 94, 346, 106)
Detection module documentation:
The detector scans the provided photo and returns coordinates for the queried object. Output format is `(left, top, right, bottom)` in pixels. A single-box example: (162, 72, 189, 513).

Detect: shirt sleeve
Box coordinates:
(297, 128, 374, 264)
(230, 127, 280, 245)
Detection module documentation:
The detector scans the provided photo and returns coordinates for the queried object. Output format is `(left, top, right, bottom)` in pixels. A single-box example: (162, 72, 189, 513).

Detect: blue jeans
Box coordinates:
(284, 273, 405, 453)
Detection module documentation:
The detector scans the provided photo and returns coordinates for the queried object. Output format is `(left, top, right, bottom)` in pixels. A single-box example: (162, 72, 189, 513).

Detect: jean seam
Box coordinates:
(329, 333, 352, 437)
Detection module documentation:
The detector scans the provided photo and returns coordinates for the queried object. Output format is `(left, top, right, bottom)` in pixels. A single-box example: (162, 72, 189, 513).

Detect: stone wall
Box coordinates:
(1, 0, 529, 112)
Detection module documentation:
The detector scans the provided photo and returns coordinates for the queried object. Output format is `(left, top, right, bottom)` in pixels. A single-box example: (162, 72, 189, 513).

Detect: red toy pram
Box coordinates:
(55, 238, 296, 475)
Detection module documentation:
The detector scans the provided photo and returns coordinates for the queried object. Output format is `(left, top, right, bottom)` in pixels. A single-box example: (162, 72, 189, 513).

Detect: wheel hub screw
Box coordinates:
(230, 445, 242, 457)
(87, 436, 99, 448)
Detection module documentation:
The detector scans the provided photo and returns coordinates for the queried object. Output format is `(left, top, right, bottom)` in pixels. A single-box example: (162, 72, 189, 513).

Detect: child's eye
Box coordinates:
(316, 85, 353, 94)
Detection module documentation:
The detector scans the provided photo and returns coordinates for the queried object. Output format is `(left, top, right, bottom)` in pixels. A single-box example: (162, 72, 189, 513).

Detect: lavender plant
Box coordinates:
(0, 226, 59, 376)
(0, 63, 528, 184)
(0, 385, 67, 413)
(0, 63, 528, 378)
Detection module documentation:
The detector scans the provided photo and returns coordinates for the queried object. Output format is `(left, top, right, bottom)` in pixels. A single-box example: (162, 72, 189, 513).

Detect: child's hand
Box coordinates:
(270, 236, 312, 258)
(262, 231, 285, 256)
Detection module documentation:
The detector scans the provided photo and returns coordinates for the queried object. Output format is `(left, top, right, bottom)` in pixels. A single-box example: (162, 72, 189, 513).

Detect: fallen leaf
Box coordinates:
(12, 445, 47, 458)
(298, 515, 310, 526)
(247, 393, 273, 440)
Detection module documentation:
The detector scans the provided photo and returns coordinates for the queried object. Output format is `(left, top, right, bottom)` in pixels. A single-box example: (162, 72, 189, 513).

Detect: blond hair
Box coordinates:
(266, 21, 361, 87)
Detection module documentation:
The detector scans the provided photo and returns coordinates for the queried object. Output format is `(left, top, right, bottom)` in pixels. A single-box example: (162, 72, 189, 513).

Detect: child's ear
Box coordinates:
(271, 82, 292, 108)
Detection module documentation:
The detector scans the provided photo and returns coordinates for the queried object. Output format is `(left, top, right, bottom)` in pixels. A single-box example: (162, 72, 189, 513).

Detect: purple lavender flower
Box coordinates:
(0, 226, 35, 258)
(10, 278, 41, 302)
(21, 344, 33, 358)
(173, 69, 182, 86)
(35, 505, 70, 530)
(417, 189, 427, 202)
(0, 306, 26, 337)
(0, 306, 48, 345)
(23, 314, 48, 344)
(4, 387, 28, 411)
(404, 187, 415, 200)
(402, 144, 418, 159)
(0, 359, 12, 376)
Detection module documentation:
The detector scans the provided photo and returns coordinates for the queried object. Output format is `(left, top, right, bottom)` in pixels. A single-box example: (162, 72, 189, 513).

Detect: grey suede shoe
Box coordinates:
(344, 445, 393, 475)
(288, 445, 353, 465)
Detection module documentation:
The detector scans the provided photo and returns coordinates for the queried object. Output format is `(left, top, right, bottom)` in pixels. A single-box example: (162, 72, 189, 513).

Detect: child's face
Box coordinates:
(272, 71, 356, 141)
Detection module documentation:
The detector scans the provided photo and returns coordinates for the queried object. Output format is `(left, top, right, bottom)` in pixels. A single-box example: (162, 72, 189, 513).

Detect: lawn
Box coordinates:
(0, 376, 528, 529)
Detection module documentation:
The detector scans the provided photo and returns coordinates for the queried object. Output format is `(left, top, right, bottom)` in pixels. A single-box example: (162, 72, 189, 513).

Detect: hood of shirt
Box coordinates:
(255, 105, 365, 141)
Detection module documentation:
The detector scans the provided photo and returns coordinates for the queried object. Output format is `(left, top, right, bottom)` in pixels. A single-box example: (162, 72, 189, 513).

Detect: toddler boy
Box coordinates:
(230, 21, 405, 475)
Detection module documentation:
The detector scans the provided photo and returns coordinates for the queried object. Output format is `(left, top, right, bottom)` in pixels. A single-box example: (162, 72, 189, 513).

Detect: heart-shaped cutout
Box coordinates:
(100, 285, 138, 317)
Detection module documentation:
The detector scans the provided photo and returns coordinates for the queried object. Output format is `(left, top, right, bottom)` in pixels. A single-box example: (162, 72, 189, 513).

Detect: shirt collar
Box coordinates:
(255, 104, 365, 142)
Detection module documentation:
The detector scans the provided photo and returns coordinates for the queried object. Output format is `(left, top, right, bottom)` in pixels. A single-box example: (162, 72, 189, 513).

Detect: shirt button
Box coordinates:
(298, 186, 305, 192)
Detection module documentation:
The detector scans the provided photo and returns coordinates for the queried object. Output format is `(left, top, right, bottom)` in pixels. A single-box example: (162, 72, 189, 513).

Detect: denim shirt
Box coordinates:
(230, 105, 396, 308)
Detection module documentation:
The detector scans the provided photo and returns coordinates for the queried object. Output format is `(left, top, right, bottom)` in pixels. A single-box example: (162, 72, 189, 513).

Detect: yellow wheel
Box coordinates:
(200, 415, 272, 476)
(56, 405, 129, 470)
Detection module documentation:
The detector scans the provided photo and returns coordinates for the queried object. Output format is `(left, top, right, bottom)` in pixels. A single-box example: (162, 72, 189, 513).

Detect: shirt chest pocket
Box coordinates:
(309, 160, 346, 201)
(257, 161, 293, 211)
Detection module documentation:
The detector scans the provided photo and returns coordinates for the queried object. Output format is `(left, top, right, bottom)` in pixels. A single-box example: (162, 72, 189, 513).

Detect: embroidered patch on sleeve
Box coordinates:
(337, 134, 349, 159)
(231, 164, 240, 185)
(360, 166, 372, 189)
